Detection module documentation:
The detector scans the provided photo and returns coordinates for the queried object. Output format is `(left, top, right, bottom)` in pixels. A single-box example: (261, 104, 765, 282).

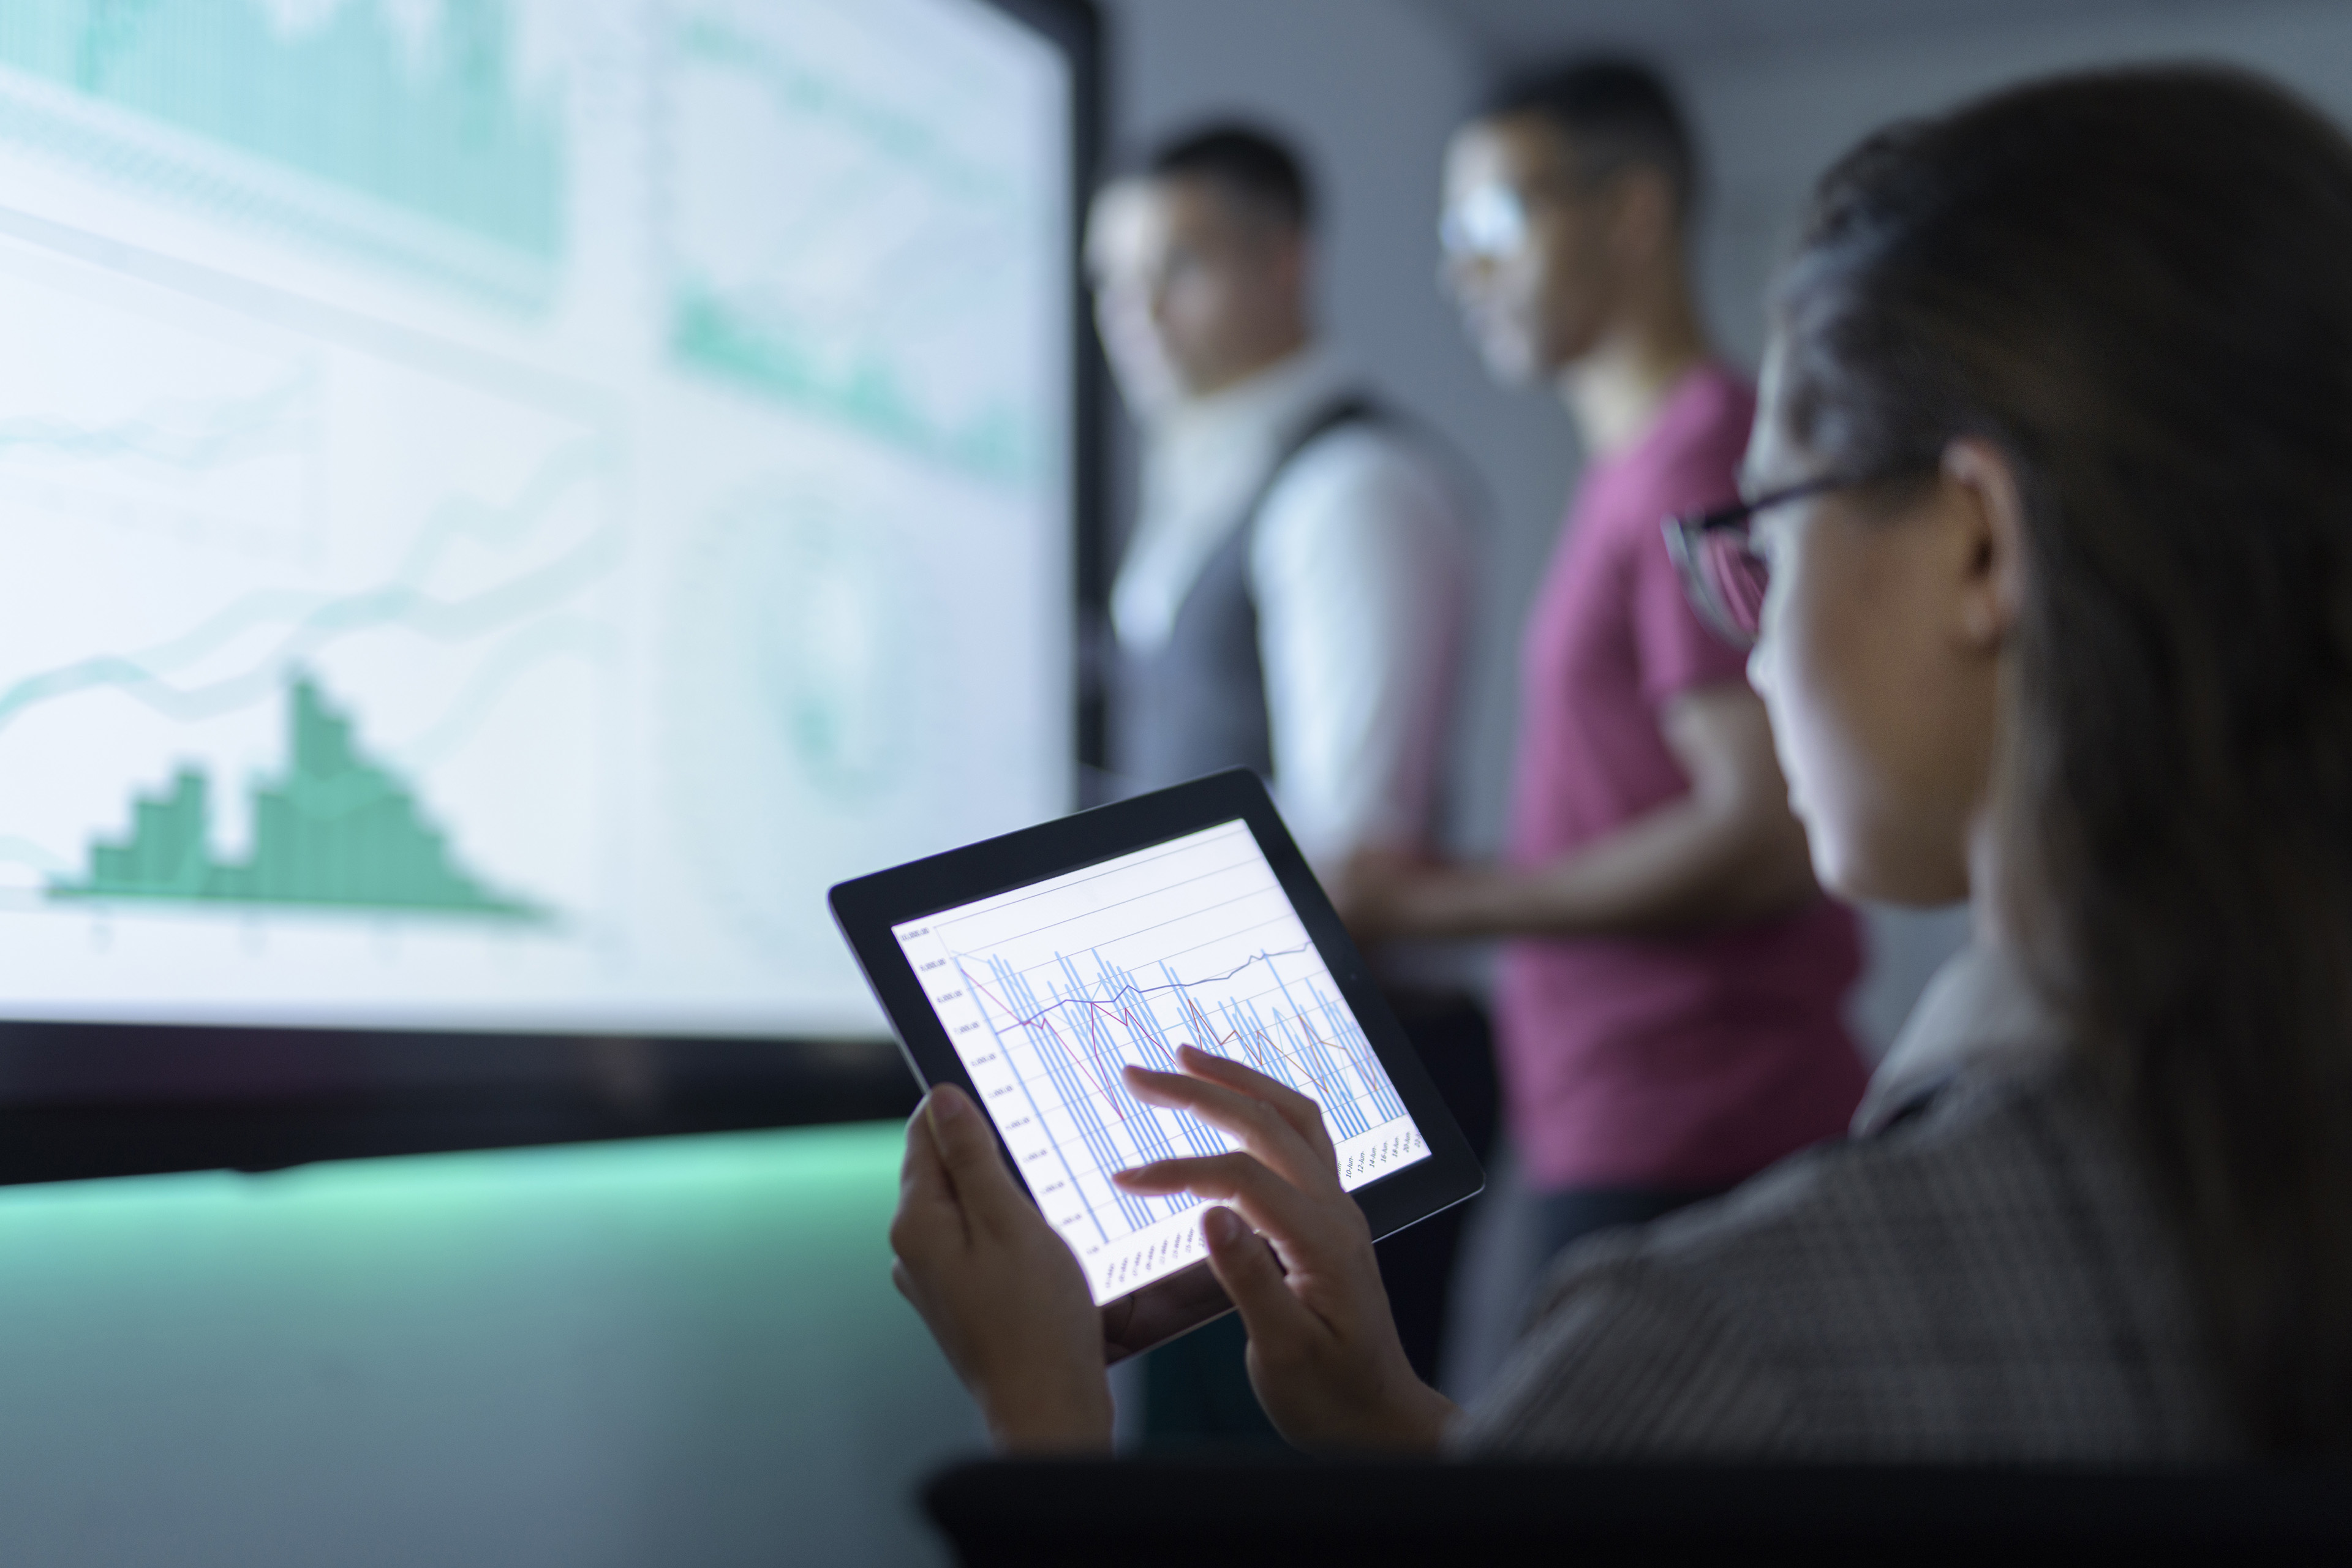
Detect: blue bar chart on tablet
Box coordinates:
(891, 821, 1430, 1302)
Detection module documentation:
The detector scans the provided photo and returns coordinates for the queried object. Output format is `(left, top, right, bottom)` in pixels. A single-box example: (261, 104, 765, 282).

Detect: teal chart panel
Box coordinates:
(0, 0, 564, 303)
(663, 0, 1059, 483)
(0, 0, 1074, 1038)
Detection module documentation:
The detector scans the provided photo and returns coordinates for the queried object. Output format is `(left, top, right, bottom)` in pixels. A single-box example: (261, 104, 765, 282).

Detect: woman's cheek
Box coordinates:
(1748, 638, 1800, 807)
(1754, 580, 1874, 897)
(1749, 575, 1818, 815)
(1781, 699, 1868, 897)
(1762, 670, 1830, 850)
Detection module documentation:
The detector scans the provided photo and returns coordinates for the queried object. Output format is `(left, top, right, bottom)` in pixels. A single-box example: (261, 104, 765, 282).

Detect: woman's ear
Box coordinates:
(1942, 437, 2027, 650)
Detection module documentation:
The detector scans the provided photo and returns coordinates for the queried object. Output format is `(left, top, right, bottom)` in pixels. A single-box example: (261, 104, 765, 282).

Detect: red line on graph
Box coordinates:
(988, 982, 1129, 1119)
(961, 954, 1349, 1114)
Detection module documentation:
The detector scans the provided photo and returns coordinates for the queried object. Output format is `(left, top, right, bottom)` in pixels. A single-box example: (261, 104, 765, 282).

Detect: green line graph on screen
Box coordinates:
(0, 421, 614, 925)
(0, 367, 312, 471)
(0, 435, 617, 735)
(0, 0, 565, 304)
(0, 214, 616, 939)
(666, 0, 1056, 483)
(0, 363, 322, 560)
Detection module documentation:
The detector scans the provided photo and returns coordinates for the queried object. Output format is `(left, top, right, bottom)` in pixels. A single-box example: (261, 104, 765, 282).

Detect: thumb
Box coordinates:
(925, 1085, 1027, 1218)
(1202, 1204, 1310, 1341)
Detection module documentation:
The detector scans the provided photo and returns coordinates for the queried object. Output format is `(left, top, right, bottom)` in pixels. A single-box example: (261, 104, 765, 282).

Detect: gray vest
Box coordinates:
(1114, 394, 1381, 792)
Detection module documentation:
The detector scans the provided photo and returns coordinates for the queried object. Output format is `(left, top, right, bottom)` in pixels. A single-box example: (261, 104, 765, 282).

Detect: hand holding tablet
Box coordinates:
(889, 1082, 1116, 1450)
(1109, 1045, 1460, 1449)
(834, 770, 1483, 1449)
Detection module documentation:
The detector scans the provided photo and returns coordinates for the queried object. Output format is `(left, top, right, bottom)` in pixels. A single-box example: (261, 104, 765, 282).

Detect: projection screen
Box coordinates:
(0, 0, 1078, 1039)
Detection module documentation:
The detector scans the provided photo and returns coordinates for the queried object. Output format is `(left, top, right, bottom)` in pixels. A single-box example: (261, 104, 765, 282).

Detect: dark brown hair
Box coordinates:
(1127, 123, 1313, 233)
(1776, 67, 2352, 1452)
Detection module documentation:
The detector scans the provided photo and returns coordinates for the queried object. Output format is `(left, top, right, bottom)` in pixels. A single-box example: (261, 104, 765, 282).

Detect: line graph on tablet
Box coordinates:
(892, 820, 1430, 1302)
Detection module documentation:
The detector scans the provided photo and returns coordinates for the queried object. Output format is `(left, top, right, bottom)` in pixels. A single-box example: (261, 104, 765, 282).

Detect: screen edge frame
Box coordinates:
(829, 767, 1487, 1331)
(0, 0, 1107, 1186)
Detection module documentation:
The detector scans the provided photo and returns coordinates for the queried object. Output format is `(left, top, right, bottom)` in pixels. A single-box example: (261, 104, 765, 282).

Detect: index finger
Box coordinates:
(1174, 1043, 1337, 1166)
(1122, 1062, 1340, 1197)
(900, 1095, 942, 1197)
(892, 1092, 966, 1256)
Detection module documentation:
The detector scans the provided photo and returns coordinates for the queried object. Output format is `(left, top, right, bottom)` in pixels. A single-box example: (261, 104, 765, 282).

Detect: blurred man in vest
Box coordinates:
(1087, 123, 1482, 1442)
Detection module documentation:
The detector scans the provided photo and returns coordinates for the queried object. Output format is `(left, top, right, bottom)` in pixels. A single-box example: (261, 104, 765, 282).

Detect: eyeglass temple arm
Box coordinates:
(1660, 513, 1757, 649)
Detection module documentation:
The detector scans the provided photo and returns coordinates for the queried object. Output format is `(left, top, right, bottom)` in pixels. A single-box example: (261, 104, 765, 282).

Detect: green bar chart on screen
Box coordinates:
(0, 0, 565, 303)
(50, 675, 548, 922)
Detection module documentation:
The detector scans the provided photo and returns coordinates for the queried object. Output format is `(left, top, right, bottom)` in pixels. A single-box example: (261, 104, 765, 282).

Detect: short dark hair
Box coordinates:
(1483, 59, 1696, 219)
(1125, 122, 1313, 232)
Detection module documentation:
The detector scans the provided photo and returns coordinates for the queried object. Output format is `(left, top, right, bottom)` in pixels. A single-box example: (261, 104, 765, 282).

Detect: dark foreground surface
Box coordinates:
(929, 1455, 2352, 1567)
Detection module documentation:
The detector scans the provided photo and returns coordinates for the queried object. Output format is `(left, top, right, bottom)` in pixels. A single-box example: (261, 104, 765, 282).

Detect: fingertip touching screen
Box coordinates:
(891, 819, 1430, 1304)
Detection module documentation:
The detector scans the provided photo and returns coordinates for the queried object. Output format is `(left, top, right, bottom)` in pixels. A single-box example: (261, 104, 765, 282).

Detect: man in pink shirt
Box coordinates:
(1343, 61, 1866, 1259)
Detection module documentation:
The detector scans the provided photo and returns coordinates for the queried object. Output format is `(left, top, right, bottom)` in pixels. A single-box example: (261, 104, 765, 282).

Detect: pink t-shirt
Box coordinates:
(1497, 365, 1866, 1192)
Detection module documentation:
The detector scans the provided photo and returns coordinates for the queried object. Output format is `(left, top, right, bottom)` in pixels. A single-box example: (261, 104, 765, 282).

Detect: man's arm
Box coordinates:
(1253, 428, 1467, 873)
(1341, 682, 1820, 942)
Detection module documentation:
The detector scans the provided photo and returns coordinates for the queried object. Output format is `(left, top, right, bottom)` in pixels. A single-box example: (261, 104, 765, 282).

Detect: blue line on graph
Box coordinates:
(957, 941, 1408, 1239)
(1261, 962, 1370, 1139)
(979, 954, 1155, 1232)
(957, 954, 1110, 1245)
(1069, 951, 1224, 1160)
(1325, 988, 1408, 1123)
(1046, 953, 1187, 1224)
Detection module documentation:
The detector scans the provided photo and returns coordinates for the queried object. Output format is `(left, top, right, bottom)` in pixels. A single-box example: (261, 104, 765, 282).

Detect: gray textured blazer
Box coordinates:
(1453, 947, 2233, 1461)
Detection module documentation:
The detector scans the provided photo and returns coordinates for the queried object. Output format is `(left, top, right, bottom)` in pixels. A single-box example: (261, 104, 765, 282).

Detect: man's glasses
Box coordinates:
(1439, 183, 1529, 262)
(1663, 472, 1890, 649)
(1442, 165, 1636, 262)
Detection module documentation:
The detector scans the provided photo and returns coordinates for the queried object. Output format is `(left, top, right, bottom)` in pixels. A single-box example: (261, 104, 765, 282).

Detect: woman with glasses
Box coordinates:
(892, 64, 2352, 1458)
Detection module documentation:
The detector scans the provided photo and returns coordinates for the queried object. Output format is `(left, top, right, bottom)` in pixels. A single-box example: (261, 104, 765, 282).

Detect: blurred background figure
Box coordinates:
(1341, 61, 1866, 1270)
(1085, 124, 1491, 1443)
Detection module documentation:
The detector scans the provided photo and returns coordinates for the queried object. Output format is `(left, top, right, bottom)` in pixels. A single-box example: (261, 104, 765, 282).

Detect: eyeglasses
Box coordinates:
(1442, 165, 1629, 262)
(1439, 184, 1529, 261)
(1663, 471, 1888, 649)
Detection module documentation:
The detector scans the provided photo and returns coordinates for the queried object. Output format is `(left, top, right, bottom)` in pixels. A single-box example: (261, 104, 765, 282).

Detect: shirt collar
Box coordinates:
(1115, 346, 1350, 652)
(1154, 344, 1344, 458)
(1853, 940, 2064, 1136)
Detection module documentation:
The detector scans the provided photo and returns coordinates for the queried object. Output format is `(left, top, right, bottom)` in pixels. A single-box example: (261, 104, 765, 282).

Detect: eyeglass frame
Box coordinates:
(1662, 469, 1914, 649)
(1436, 164, 1621, 263)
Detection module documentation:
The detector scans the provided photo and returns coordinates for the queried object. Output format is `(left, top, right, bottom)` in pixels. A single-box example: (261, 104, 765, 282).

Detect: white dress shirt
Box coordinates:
(1112, 347, 1471, 870)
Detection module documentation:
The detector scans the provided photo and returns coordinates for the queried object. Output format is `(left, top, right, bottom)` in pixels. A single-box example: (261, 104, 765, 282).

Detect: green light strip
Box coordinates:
(0, 1118, 905, 1216)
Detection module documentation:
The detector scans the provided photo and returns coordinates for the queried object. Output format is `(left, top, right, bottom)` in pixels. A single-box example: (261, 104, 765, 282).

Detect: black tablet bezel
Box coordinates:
(829, 768, 1484, 1359)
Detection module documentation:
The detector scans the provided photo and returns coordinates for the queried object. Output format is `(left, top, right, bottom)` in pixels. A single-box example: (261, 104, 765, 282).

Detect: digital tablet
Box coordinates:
(830, 768, 1485, 1362)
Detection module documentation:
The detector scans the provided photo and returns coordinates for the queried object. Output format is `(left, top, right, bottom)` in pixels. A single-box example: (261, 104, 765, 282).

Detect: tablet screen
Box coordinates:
(891, 818, 1432, 1303)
